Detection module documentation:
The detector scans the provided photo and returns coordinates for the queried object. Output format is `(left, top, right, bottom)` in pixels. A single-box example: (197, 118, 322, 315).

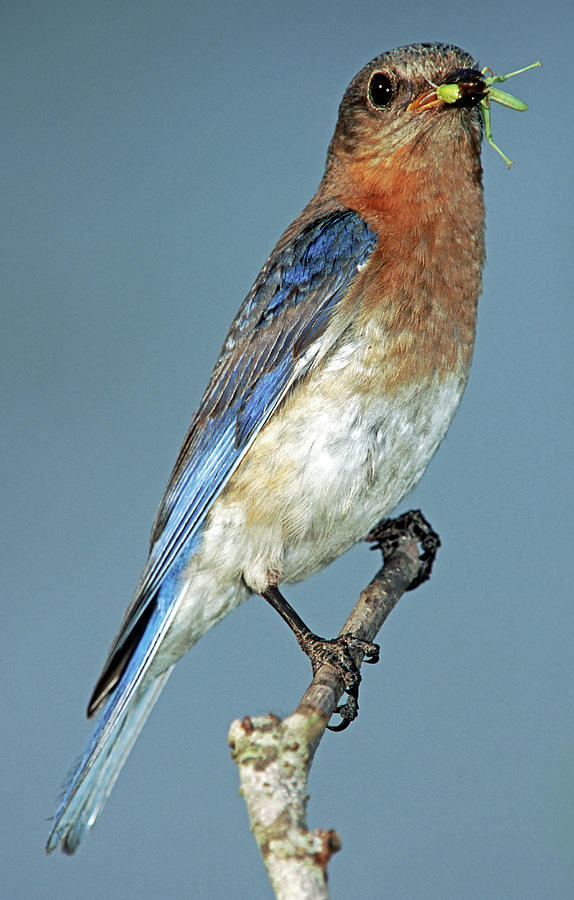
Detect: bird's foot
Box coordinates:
(367, 508, 441, 590)
(297, 631, 380, 731)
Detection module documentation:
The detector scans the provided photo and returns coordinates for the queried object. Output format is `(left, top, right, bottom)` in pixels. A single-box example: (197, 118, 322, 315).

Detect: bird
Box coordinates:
(47, 41, 486, 854)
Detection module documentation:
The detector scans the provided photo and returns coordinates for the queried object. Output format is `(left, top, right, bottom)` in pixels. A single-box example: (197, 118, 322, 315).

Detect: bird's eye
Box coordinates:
(368, 72, 394, 108)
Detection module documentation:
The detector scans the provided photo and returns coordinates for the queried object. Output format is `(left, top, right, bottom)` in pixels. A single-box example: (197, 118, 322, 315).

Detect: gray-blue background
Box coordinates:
(3, 1, 572, 897)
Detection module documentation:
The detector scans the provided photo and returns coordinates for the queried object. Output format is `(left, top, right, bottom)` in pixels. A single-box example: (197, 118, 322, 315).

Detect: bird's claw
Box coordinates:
(299, 632, 380, 683)
(329, 690, 359, 732)
(297, 631, 380, 730)
(367, 509, 441, 590)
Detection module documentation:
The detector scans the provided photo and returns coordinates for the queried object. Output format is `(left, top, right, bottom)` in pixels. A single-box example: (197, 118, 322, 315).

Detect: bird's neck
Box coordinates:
(324, 136, 485, 383)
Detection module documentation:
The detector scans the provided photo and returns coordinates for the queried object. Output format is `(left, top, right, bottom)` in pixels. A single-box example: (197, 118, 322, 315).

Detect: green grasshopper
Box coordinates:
(437, 61, 541, 167)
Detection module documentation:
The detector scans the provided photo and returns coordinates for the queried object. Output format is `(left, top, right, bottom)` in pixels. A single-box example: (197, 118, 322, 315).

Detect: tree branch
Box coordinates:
(229, 513, 437, 899)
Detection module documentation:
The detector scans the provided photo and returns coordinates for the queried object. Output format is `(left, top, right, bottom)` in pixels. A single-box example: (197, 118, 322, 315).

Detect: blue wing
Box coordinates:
(46, 208, 377, 854)
(88, 207, 377, 713)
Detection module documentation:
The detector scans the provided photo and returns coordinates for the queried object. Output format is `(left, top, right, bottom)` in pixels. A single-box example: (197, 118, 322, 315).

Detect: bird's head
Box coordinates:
(326, 43, 485, 193)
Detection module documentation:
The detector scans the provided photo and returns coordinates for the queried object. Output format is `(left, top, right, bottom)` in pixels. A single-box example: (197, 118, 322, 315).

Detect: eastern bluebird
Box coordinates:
(47, 42, 486, 853)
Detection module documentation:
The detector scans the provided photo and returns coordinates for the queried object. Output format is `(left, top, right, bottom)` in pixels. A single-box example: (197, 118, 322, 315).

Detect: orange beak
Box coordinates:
(407, 88, 443, 113)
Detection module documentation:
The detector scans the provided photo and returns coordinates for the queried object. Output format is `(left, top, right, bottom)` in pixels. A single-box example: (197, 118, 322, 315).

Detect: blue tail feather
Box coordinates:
(46, 600, 179, 853)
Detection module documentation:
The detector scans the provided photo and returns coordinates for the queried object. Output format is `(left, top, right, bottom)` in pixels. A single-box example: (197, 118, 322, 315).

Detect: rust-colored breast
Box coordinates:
(334, 138, 485, 389)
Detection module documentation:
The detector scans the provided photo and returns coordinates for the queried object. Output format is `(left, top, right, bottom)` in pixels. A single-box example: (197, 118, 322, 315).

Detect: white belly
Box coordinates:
(154, 349, 468, 668)
(240, 368, 466, 585)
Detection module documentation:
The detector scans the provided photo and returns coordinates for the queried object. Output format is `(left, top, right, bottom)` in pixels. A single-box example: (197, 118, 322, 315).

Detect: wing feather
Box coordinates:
(90, 209, 377, 708)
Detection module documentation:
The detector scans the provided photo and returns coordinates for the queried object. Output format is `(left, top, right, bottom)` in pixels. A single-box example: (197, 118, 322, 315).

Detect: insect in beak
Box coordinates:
(409, 60, 541, 167)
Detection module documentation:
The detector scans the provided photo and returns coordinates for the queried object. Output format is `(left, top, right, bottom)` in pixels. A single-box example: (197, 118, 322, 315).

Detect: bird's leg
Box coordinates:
(261, 583, 379, 730)
(367, 509, 441, 590)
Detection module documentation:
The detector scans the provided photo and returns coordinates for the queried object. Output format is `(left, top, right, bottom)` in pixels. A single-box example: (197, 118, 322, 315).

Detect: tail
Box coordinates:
(46, 601, 179, 854)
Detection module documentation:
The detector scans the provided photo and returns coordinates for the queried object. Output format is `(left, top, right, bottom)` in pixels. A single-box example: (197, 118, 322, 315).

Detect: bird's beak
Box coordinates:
(408, 88, 444, 112)
(408, 68, 487, 113)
